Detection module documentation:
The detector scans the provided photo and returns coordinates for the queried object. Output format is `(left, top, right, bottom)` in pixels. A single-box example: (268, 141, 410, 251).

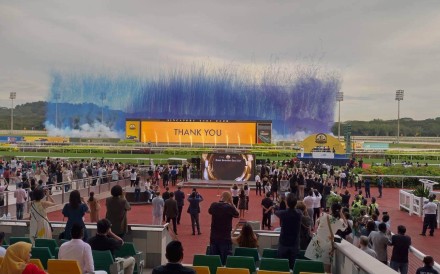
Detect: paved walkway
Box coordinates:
(45, 183, 438, 272)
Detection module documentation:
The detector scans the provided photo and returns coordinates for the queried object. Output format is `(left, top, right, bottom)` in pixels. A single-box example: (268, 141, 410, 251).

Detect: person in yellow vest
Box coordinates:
(369, 197, 380, 216)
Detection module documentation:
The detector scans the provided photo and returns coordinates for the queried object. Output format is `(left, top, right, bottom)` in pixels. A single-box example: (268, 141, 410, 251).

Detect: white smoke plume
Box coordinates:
(45, 122, 123, 138)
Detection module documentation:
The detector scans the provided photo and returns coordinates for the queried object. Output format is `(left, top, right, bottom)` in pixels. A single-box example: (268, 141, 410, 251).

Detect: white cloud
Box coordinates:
(0, 0, 440, 121)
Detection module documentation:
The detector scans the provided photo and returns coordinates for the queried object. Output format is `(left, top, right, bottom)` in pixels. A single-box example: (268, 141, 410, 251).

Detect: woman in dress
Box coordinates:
(62, 190, 89, 240)
(30, 188, 55, 242)
(87, 191, 100, 223)
(238, 188, 247, 219)
(0, 242, 47, 274)
(243, 183, 250, 210)
(106, 185, 131, 238)
(305, 203, 347, 273)
(270, 177, 278, 200)
(231, 184, 239, 208)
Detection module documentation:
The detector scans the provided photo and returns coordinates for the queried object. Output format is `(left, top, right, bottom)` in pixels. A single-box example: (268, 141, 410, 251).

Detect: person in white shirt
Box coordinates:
(421, 196, 437, 237)
(59, 223, 107, 274)
(255, 174, 262, 196)
(303, 190, 315, 220)
(111, 168, 119, 181)
(152, 192, 164, 225)
(312, 190, 322, 226)
(130, 169, 137, 187)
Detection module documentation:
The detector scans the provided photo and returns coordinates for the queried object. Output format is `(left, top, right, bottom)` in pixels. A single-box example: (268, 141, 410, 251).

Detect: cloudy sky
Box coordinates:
(1, 0, 439, 121)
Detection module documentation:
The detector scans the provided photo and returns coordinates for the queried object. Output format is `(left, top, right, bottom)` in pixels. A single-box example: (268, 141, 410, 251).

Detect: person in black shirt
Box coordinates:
(340, 190, 351, 208)
(208, 191, 239, 265)
(152, 240, 195, 274)
(174, 186, 185, 225)
(261, 193, 274, 230)
(389, 225, 411, 274)
(88, 218, 135, 274)
(416, 256, 439, 274)
(274, 193, 302, 269)
(162, 187, 171, 221)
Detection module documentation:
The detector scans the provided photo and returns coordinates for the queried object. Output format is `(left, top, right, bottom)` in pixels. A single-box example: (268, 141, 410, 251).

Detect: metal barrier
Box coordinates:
(0, 175, 130, 218)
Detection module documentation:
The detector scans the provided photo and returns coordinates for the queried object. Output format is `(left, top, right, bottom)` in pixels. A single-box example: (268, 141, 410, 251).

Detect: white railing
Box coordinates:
(399, 189, 412, 213)
(0, 176, 131, 218)
(333, 239, 398, 274)
(412, 196, 424, 217)
(399, 189, 440, 224)
(410, 245, 440, 273)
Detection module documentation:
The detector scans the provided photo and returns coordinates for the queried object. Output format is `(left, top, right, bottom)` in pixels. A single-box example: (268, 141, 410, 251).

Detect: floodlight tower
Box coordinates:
(10, 92, 16, 133)
(336, 92, 344, 141)
(395, 90, 404, 143)
(54, 93, 60, 128)
(100, 92, 106, 125)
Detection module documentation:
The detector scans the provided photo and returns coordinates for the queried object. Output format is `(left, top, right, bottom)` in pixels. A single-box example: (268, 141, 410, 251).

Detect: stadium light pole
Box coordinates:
(336, 92, 344, 141)
(100, 92, 106, 125)
(10, 92, 16, 133)
(54, 93, 60, 128)
(395, 90, 404, 144)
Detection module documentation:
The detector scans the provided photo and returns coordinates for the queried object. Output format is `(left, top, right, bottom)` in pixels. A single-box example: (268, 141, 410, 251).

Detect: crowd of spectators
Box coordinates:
(0, 156, 438, 273)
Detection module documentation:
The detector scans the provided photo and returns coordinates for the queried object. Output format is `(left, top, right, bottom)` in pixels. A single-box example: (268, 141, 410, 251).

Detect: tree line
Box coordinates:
(331, 118, 440, 137)
(0, 102, 439, 136)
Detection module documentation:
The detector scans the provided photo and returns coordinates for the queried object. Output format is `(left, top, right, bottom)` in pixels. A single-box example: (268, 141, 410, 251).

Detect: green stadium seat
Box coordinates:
(31, 247, 55, 269)
(54, 247, 60, 259)
(35, 238, 58, 255)
(225, 256, 256, 274)
(9, 237, 32, 245)
(262, 248, 278, 259)
(297, 250, 308, 260)
(259, 258, 290, 272)
(92, 250, 123, 274)
(113, 242, 144, 274)
(233, 247, 260, 263)
(193, 254, 223, 274)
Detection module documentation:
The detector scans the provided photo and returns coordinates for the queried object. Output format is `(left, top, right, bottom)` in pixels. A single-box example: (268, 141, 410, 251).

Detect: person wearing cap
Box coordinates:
(152, 240, 195, 274)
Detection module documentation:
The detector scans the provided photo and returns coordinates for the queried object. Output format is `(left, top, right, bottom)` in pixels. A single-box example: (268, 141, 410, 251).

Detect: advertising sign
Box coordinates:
(140, 120, 257, 145)
(23, 136, 69, 143)
(257, 123, 272, 144)
(363, 142, 389, 150)
(201, 153, 255, 181)
(125, 120, 141, 141)
(0, 136, 23, 143)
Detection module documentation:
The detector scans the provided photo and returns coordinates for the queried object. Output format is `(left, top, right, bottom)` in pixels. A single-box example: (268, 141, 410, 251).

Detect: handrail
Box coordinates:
(334, 239, 398, 274)
(0, 176, 131, 217)
(409, 245, 440, 272)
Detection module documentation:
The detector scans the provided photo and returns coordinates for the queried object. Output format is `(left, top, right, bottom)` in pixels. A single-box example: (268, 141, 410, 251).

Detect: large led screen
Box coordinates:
(140, 120, 257, 145)
(201, 153, 255, 181)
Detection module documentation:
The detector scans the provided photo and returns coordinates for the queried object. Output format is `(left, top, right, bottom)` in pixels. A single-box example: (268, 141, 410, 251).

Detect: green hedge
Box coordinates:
(353, 166, 440, 189)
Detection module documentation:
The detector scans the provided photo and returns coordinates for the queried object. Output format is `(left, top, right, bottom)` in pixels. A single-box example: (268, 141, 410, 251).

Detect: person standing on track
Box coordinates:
(420, 195, 437, 237)
(174, 186, 185, 225)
